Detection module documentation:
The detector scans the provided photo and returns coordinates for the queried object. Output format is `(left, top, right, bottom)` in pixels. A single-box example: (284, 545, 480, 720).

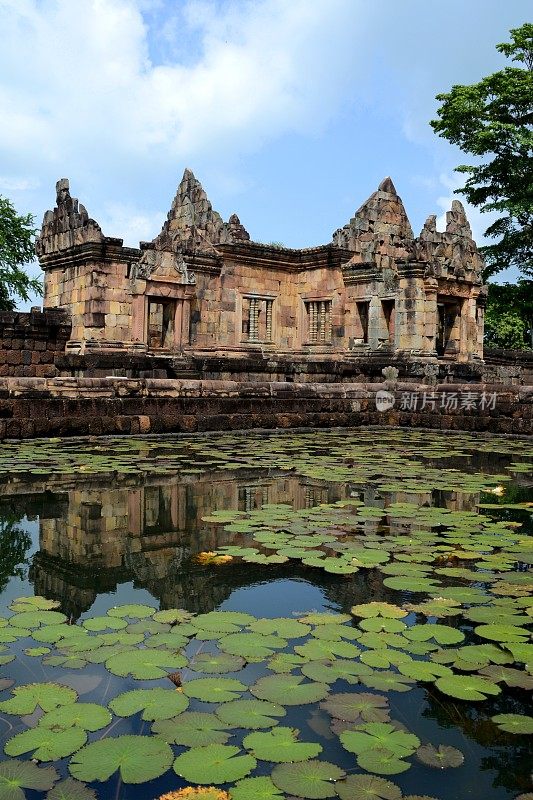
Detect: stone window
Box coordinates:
(242, 296, 273, 342)
(148, 299, 175, 349)
(356, 301, 370, 343)
(381, 300, 395, 344)
(305, 300, 332, 344)
(238, 485, 269, 511)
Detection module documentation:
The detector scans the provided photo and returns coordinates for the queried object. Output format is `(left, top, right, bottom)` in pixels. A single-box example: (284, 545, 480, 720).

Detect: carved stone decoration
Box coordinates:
(130, 247, 196, 285)
(152, 169, 250, 253)
(382, 365, 399, 388)
(333, 177, 416, 269)
(36, 178, 104, 257)
(417, 201, 484, 280)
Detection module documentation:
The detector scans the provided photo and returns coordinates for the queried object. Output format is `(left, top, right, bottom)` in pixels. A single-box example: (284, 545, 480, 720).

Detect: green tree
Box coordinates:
(431, 23, 533, 279)
(484, 280, 533, 349)
(0, 196, 42, 310)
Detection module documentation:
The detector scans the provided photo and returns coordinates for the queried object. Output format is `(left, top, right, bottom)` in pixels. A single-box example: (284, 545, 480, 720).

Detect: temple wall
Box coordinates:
(0, 308, 71, 377)
(0, 377, 530, 439)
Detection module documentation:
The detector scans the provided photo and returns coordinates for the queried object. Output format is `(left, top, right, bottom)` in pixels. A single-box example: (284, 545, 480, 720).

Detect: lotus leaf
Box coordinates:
(301, 659, 372, 685)
(340, 722, 419, 758)
(82, 616, 127, 631)
(69, 735, 173, 783)
(10, 596, 60, 611)
(351, 603, 407, 619)
(152, 711, 232, 746)
(109, 688, 189, 721)
(173, 744, 256, 784)
(0, 759, 58, 800)
(336, 774, 402, 800)
(46, 777, 97, 800)
(250, 674, 329, 705)
(321, 693, 389, 723)
(271, 760, 345, 799)
(435, 674, 502, 700)
(416, 744, 464, 768)
(355, 747, 411, 776)
(0, 683, 77, 714)
(107, 604, 156, 619)
(402, 624, 464, 645)
(474, 624, 529, 643)
(359, 671, 415, 693)
(219, 633, 286, 661)
(153, 609, 194, 624)
(183, 678, 247, 703)
(216, 699, 286, 729)
(191, 652, 246, 674)
(105, 649, 186, 679)
(491, 713, 533, 734)
(299, 613, 351, 625)
(247, 618, 311, 638)
(267, 653, 306, 673)
(229, 776, 283, 800)
(243, 726, 322, 762)
(144, 632, 189, 650)
(295, 639, 360, 661)
(9, 611, 66, 628)
(5, 726, 87, 761)
(40, 702, 111, 731)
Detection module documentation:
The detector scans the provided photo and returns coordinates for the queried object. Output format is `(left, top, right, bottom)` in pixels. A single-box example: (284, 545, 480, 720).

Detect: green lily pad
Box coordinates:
(105, 649, 186, 679)
(250, 674, 329, 705)
(152, 712, 232, 746)
(248, 618, 311, 638)
(46, 777, 97, 800)
(109, 688, 189, 721)
(219, 633, 286, 661)
(336, 774, 402, 800)
(271, 760, 345, 799)
(9, 611, 66, 628)
(153, 609, 194, 624)
(40, 703, 111, 731)
(435, 674, 502, 700)
(173, 744, 256, 784)
(360, 671, 415, 693)
(356, 747, 411, 776)
(144, 632, 189, 650)
(216, 699, 286, 729)
(82, 616, 127, 632)
(10, 596, 60, 611)
(321, 693, 389, 723)
(416, 744, 464, 768)
(0, 759, 58, 800)
(301, 660, 371, 685)
(107, 604, 156, 619)
(191, 652, 246, 674)
(340, 722, 419, 758)
(351, 603, 407, 619)
(69, 735, 173, 783)
(243, 726, 322, 762)
(0, 683, 77, 715)
(474, 624, 529, 643)
(491, 713, 533, 734)
(229, 776, 284, 800)
(183, 677, 247, 703)
(5, 726, 87, 761)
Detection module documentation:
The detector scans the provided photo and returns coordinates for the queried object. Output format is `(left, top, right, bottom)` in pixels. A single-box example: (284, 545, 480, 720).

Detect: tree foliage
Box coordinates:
(431, 24, 533, 279)
(0, 196, 42, 310)
(484, 280, 533, 350)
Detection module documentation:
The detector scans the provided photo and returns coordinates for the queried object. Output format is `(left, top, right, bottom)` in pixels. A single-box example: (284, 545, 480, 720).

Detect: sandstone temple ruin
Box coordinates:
(36, 170, 486, 370)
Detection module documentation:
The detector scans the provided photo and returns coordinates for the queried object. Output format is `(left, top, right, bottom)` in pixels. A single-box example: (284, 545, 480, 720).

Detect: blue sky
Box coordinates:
(0, 0, 529, 307)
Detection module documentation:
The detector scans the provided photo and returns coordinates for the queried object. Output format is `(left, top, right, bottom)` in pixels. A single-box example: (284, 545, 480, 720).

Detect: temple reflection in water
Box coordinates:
(1, 468, 481, 621)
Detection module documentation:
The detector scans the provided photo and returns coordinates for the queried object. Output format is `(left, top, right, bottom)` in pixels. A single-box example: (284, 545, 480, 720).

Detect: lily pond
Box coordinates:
(0, 428, 531, 800)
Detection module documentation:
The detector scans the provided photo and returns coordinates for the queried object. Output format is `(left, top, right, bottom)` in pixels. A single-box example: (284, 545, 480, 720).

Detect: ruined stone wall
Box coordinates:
(0, 377, 530, 439)
(0, 308, 71, 377)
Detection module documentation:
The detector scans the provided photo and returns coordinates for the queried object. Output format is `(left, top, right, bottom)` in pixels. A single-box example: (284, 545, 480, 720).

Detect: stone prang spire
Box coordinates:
(332, 177, 415, 269)
(153, 169, 250, 252)
(36, 179, 103, 257)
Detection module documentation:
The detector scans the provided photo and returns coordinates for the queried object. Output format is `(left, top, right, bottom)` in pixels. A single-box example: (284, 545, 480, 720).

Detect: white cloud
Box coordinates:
(0, 0, 363, 173)
(101, 202, 166, 247)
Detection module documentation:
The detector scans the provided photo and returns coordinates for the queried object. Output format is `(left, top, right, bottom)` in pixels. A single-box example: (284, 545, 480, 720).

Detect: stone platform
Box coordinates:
(0, 377, 530, 439)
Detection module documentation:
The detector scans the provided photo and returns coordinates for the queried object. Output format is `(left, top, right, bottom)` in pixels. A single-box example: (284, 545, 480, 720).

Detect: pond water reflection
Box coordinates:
(0, 429, 531, 800)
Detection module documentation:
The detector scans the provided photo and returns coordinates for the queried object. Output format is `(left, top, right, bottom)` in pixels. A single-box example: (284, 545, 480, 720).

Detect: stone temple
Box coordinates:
(37, 170, 486, 369)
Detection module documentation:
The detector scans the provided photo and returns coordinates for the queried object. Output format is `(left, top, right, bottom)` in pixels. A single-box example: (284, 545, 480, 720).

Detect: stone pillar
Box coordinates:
(423, 281, 438, 355)
(173, 300, 183, 349)
(367, 296, 382, 348)
(131, 294, 146, 344)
